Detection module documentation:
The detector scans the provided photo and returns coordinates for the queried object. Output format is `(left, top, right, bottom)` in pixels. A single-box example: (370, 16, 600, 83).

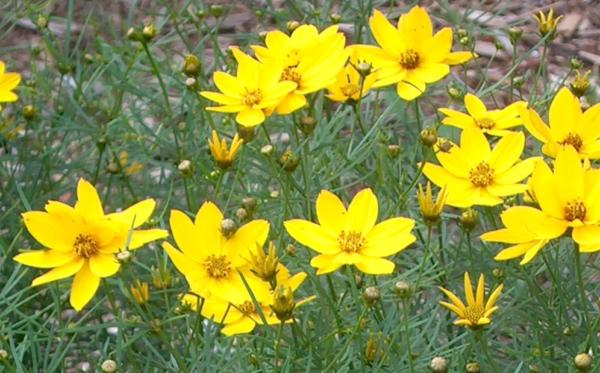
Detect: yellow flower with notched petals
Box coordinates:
(251, 24, 347, 114)
(0, 61, 21, 110)
(326, 50, 378, 104)
(439, 93, 527, 136)
(422, 129, 539, 208)
(520, 87, 600, 159)
(208, 130, 243, 169)
(162, 202, 271, 304)
(481, 146, 600, 263)
(416, 182, 447, 225)
(439, 273, 503, 329)
(200, 47, 296, 127)
(354, 7, 475, 101)
(284, 188, 415, 275)
(13, 179, 167, 311)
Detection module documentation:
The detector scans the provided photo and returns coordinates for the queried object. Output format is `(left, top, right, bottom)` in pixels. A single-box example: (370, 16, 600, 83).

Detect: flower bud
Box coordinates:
(387, 144, 400, 158)
(221, 218, 237, 238)
(271, 285, 295, 321)
(287, 21, 300, 32)
(394, 280, 411, 298)
(460, 208, 478, 231)
(508, 27, 523, 44)
(23, 105, 36, 120)
(183, 54, 201, 77)
(209, 4, 224, 17)
(512, 75, 525, 88)
(101, 359, 118, 373)
(330, 13, 342, 24)
(178, 159, 193, 175)
(430, 356, 449, 373)
(0, 349, 8, 361)
(299, 116, 316, 135)
(363, 286, 380, 306)
(185, 77, 197, 89)
(127, 27, 143, 42)
(570, 58, 583, 70)
(465, 362, 480, 373)
(420, 127, 438, 147)
(459, 36, 469, 46)
(142, 23, 156, 41)
(437, 139, 453, 153)
(36, 15, 49, 29)
(130, 281, 149, 305)
(84, 53, 95, 64)
(237, 124, 256, 143)
(574, 353, 593, 372)
(286, 244, 297, 256)
(260, 144, 274, 156)
(117, 250, 132, 263)
(354, 274, 363, 289)
(357, 62, 372, 77)
(241, 197, 257, 213)
(278, 150, 300, 172)
(447, 85, 463, 100)
(235, 207, 248, 221)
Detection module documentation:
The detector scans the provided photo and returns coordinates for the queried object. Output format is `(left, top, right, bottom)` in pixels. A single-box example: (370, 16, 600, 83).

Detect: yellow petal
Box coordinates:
(221, 317, 256, 336)
(163, 241, 198, 277)
(396, 79, 426, 100)
(494, 157, 539, 184)
(439, 287, 466, 310)
(275, 93, 305, 115)
(532, 161, 563, 219)
(442, 51, 474, 65)
(345, 188, 379, 234)
(106, 199, 156, 228)
(89, 253, 120, 278)
(460, 128, 490, 160)
(236, 108, 266, 127)
(439, 108, 476, 130)
(284, 219, 339, 254)
(22, 211, 78, 251)
(316, 190, 347, 233)
(195, 202, 224, 255)
(549, 87, 581, 140)
(463, 272, 475, 305)
(475, 274, 485, 306)
(554, 146, 584, 201)
(572, 225, 600, 245)
(520, 106, 552, 144)
(14, 250, 74, 268)
(200, 91, 242, 105)
(354, 256, 395, 274)
(486, 183, 527, 197)
(399, 6, 432, 51)
(422, 163, 471, 191)
(369, 10, 402, 55)
(226, 219, 270, 256)
(363, 217, 415, 257)
(464, 94, 487, 118)
(127, 229, 168, 250)
(519, 240, 548, 264)
(213, 71, 242, 97)
(412, 63, 449, 83)
(439, 301, 464, 317)
(488, 131, 524, 173)
(170, 210, 201, 260)
(70, 261, 100, 311)
(423, 28, 452, 63)
(485, 284, 503, 311)
(75, 179, 104, 219)
(31, 258, 84, 286)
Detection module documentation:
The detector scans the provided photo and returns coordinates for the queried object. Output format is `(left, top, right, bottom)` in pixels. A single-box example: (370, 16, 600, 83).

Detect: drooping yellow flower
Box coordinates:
(200, 47, 296, 127)
(416, 182, 447, 225)
(326, 50, 378, 104)
(439, 94, 527, 136)
(439, 273, 503, 329)
(208, 130, 243, 169)
(520, 87, 600, 159)
(481, 146, 600, 262)
(422, 129, 539, 208)
(533, 9, 563, 37)
(252, 24, 347, 114)
(354, 7, 474, 100)
(0, 61, 21, 110)
(163, 202, 271, 304)
(284, 188, 415, 275)
(14, 179, 167, 311)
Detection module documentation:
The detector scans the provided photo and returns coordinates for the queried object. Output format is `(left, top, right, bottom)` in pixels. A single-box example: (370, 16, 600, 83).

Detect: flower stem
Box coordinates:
(401, 299, 416, 373)
(574, 249, 595, 353)
(476, 330, 499, 373)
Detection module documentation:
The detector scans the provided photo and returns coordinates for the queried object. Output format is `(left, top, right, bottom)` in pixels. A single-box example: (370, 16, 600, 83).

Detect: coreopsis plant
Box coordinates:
(251, 24, 347, 113)
(200, 47, 296, 127)
(208, 130, 243, 169)
(14, 179, 167, 310)
(482, 146, 600, 263)
(0, 61, 21, 109)
(439, 94, 527, 136)
(284, 188, 415, 275)
(520, 87, 600, 159)
(439, 273, 503, 329)
(162, 202, 271, 304)
(326, 50, 378, 104)
(354, 6, 474, 100)
(422, 129, 539, 207)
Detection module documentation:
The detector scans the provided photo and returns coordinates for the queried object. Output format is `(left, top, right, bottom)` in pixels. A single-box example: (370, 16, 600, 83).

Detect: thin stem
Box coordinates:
(401, 299, 416, 373)
(477, 330, 499, 373)
(352, 104, 366, 135)
(575, 249, 595, 353)
(274, 322, 284, 371)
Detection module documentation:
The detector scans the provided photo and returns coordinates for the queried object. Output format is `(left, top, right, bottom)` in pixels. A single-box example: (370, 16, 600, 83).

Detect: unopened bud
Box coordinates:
(570, 58, 583, 70)
(23, 105, 36, 120)
(178, 159, 193, 175)
(287, 21, 300, 32)
(447, 85, 463, 100)
(299, 116, 316, 134)
(142, 23, 156, 41)
(354, 274, 363, 289)
(235, 207, 248, 221)
(465, 362, 481, 373)
(84, 53, 95, 64)
(420, 127, 438, 147)
(430, 356, 449, 373)
(185, 77, 197, 89)
(278, 150, 300, 172)
(36, 15, 49, 29)
(457, 28, 468, 38)
(513, 76, 525, 88)
(241, 197, 257, 213)
(387, 144, 401, 158)
(237, 124, 256, 143)
(460, 208, 478, 231)
(221, 218, 237, 238)
(117, 250, 132, 263)
(127, 27, 143, 42)
(183, 54, 201, 77)
(260, 144, 274, 156)
(574, 353, 593, 372)
(0, 349, 8, 361)
(508, 27, 523, 44)
(271, 285, 296, 321)
(330, 13, 342, 24)
(209, 4, 224, 17)
(357, 62, 372, 76)
(459, 36, 469, 46)
(438, 139, 453, 153)
(394, 280, 411, 298)
(363, 286, 380, 306)
(101, 359, 118, 373)
(286, 244, 297, 256)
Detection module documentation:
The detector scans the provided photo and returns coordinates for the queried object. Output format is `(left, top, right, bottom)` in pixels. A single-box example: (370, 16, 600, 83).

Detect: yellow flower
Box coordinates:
(208, 130, 243, 169)
(252, 24, 347, 114)
(162, 202, 271, 304)
(131, 280, 149, 305)
(533, 9, 563, 37)
(416, 182, 447, 224)
(481, 146, 600, 263)
(422, 129, 539, 207)
(439, 273, 503, 329)
(200, 47, 296, 127)
(284, 188, 415, 275)
(248, 241, 279, 283)
(0, 61, 21, 110)
(326, 50, 378, 103)
(439, 94, 527, 136)
(13, 179, 167, 311)
(520, 87, 600, 159)
(354, 7, 474, 100)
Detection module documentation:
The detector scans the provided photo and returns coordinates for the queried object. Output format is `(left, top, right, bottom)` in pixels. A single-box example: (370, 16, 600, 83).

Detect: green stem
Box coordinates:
(274, 322, 284, 371)
(352, 104, 366, 135)
(477, 330, 499, 373)
(401, 299, 416, 373)
(575, 249, 595, 353)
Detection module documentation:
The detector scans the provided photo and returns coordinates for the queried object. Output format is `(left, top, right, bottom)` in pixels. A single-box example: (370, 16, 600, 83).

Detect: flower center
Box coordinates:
(337, 230, 365, 253)
(564, 200, 586, 221)
(238, 301, 255, 315)
(464, 303, 485, 325)
(476, 117, 496, 130)
(559, 132, 583, 152)
(341, 83, 360, 98)
(469, 162, 494, 187)
(281, 66, 302, 85)
(203, 254, 231, 279)
(242, 88, 263, 107)
(73, 234, 99, 259)
(399, 49, 420, 70)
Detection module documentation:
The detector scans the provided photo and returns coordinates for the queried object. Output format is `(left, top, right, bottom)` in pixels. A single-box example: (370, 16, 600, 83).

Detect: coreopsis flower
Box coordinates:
(200, 47, 296, 127)
(326, 50, 378, 103)
(14, 179, 167, 311)
(251, 24, 347, 113)
(520, 87, 600, 158)
(0, 61, 21, 110)
(162, 202, 271, 304)
(569, 70, 592, 97)
(439, 94, 527, 136)
(533, 9, 562, 38)
(354, 7, 474, 100)
(422, 129, 539, 207)
(416, 182, 447, 225)
(208, 130, 243, 169)
(439, 273, 503, 329)
(481, 147, 600, 262)
(284, 188, 415, 275)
